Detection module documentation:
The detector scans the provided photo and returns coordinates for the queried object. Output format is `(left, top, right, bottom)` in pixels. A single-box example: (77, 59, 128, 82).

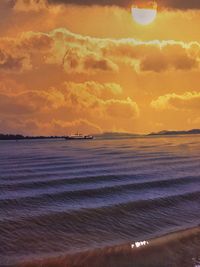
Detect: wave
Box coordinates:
(1, 172, 200, 211)
(1, 171, 199, 193)
(1, 189, 200, 231)
(1, 154, 199, 174)
(1, 158, 200, 186)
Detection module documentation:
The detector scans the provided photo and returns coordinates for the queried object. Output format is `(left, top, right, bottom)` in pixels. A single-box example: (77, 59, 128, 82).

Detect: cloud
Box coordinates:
(84, 55, 118, 73)
(1, 27, 200, 74)
(102, 39, 200, 73)
(20, 0, 200, 10)
(0, 50, 30, 72)
(52, 28, 200, 73)
(0, 93, 37, 115)
(43, 28, 200, 74)
(159, 0, 200, 10)
(139, 44, 198, 72)
(105, 98, 139, 118)
(50, 29, 120, 74)
(66, 81, 122, 100)
(0, 80, 139, 134)
(62, 48, 118, 74)
(63, 81, 139, 119)
(0, 29, 119, 74)
(0, 31, 52, 73)
(0, 89, 64, 115)
(13, 0, 48, 12)
(151, 92, 200, 110)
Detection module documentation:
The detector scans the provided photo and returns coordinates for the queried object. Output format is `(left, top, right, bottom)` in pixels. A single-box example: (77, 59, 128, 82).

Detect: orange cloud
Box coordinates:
(62, 81, 139, 119)
(1, 27, 200, 75)
(0, 89, 64, 115)
(13, 0, 48, 12)
(0, 80, 139, 134)
(105, 98, 139, 118)
(0, 31, 52, 72)
(0, 50, 30, 72)
(45, 29, 200, 73)
(151, 92, 200, 110)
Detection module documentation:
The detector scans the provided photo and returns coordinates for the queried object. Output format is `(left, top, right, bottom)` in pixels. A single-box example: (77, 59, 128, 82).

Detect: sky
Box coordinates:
(1, 0, 200, 135)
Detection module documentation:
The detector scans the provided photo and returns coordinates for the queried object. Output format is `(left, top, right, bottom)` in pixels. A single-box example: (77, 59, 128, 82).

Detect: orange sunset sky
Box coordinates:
(1, 0, 200, 135)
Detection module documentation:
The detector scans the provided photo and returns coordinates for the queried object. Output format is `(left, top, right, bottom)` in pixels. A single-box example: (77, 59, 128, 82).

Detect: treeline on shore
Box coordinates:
(0, 134, 65, 140)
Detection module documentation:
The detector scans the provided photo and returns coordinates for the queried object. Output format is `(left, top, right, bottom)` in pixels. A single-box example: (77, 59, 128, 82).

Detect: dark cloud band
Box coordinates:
(48, 0, 200, 10)
(48, 0, 130, 7)
(160, 0, 200, 10)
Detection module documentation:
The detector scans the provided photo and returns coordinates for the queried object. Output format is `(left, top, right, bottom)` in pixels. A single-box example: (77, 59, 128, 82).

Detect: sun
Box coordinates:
(131, 1, 157, 25)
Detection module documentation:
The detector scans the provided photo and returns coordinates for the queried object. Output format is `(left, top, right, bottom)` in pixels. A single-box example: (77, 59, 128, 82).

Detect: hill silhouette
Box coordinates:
(149, 129, 200, 136)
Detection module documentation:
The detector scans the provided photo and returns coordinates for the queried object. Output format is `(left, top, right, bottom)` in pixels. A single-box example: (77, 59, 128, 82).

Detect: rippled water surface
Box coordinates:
(0, 135, 200, 265)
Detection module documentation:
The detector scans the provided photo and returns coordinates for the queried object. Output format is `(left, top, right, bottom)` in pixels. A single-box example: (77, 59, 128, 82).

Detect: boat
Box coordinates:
(65, 133, 94, 140)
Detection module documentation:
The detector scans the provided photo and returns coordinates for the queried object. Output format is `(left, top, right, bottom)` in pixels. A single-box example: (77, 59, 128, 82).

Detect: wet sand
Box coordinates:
(19, 226, 200, 267)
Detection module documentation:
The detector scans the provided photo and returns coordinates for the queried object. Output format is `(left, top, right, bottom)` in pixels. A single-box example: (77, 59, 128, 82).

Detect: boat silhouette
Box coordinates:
(65, 133, 94, 140)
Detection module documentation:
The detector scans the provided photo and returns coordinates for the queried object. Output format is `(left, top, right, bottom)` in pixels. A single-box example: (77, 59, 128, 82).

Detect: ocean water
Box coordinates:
(0, 135, 200, 266)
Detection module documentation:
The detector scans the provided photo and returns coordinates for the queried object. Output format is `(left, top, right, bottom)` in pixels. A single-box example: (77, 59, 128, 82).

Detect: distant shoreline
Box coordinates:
(1, 129, 200, 140)
(0, 134, 65, 141)
(148, 129, 200, 136)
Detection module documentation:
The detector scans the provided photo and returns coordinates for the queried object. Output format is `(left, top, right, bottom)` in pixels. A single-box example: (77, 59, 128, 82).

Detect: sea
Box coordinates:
(0, 134, 200, 267)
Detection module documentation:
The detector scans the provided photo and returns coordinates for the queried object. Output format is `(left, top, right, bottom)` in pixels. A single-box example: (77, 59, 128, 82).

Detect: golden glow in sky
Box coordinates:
(131, 2, 157, 25)
(1, 0, 200, 135)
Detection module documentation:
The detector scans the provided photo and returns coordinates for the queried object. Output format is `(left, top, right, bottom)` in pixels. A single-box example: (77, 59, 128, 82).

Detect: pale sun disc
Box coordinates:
(131, 3, 157, 25)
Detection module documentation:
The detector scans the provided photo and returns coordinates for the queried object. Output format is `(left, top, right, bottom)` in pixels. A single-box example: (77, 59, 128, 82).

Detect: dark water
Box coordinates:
(0, 135, 200, 266)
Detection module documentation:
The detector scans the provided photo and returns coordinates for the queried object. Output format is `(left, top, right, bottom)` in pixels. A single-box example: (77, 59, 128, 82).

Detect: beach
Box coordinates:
(20, 226, 200, 267)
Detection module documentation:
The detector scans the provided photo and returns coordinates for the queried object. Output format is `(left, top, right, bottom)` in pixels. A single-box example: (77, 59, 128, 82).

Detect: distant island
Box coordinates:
(1, 129, 200, 140)
(149, 129, 200, 136)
